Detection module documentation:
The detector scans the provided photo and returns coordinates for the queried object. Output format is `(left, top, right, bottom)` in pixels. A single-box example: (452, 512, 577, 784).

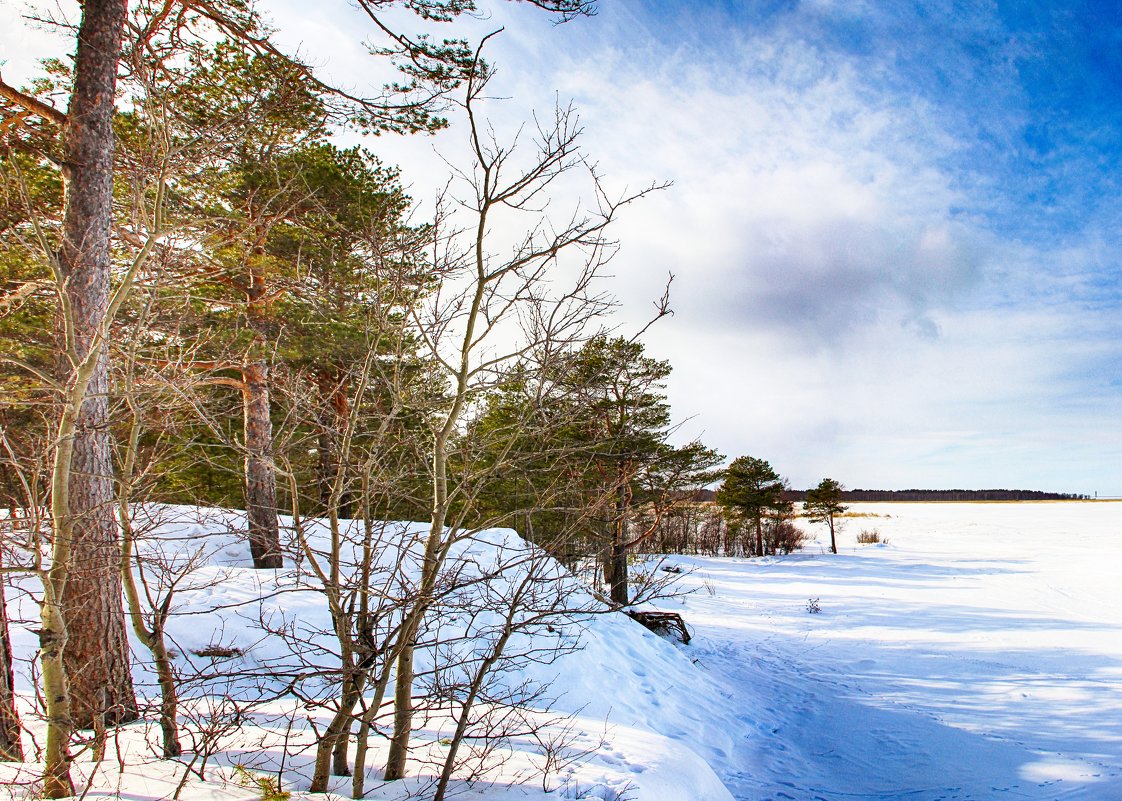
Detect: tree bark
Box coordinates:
(242, 360, 282, 568)
(608, 475, 630, 605)
(57, 0, 138, 734)
(316, 370, 352, 519)
(0, 575, 22, 762)
(383, 639, 415, 779)
(384, 436, 450, 780)
(609, 537, 629, 605)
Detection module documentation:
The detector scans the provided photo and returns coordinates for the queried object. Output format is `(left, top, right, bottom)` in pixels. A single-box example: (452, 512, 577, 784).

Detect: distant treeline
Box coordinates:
(781, 488, 1090, 502)
(680, 487, 1090, 503)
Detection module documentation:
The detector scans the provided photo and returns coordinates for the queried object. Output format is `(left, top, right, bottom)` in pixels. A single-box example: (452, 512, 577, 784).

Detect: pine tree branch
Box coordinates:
(0, 75, 67, 127)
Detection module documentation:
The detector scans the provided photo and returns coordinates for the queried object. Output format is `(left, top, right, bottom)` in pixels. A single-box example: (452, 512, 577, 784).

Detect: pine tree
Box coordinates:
(716, 456, 786, 557)
(469, 336, 722, 604)
(805, 477, 847, 554)
(51, 1, 140, 779)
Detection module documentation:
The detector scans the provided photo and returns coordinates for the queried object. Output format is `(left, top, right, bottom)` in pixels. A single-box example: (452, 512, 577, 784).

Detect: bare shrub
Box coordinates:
(768, 521, 808, 555)
(856, 529, 886, 545)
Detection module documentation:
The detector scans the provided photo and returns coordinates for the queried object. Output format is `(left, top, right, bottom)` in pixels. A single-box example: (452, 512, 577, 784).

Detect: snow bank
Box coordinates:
(2, 506, 734, 801)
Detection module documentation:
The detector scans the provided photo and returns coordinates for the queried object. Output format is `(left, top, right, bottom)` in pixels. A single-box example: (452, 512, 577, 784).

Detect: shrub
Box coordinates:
(233, 766, 291, 801)
(856, 529, 886, 545)
(769, 520, 808, 554)
(192, 645, 245, 659)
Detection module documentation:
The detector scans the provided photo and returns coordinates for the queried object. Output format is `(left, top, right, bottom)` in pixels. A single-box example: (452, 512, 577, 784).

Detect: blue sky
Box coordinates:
(447, 0, 1122, 495)
(5, 0, 1122, 493)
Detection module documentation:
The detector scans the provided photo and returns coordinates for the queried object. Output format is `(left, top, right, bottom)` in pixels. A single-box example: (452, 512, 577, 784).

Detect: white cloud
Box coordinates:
(7, 0, 1119, 493)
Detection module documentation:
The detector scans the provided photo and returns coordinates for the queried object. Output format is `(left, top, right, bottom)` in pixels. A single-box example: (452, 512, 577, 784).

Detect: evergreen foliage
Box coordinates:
(715, 455, 787, 557)
(804, 477, 847, 554)
(469, 336, 722, 602)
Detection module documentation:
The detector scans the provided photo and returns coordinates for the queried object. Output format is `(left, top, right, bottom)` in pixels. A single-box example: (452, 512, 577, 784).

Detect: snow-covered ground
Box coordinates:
(658, 502, 1122, 801)
(4, 501, 1122, 800)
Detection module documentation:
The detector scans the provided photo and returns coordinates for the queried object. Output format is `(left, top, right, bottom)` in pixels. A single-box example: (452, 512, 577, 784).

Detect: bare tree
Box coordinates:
(425, 538, 594, 801)
(382, 38, 664, 781)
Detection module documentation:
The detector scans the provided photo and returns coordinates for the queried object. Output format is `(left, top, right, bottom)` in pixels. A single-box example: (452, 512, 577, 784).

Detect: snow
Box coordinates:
(4, 501, 1122, 800)
(654, 502, 1122, 800)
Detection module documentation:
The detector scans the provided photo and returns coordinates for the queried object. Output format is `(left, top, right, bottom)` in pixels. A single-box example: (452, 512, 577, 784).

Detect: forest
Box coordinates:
(0, 1, 740, 796)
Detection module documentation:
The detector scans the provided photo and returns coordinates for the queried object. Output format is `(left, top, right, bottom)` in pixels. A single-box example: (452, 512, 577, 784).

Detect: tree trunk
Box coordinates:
(242, 360, 282, 568)
(56, 0, 137, 735)
(309, 669, 362, 791)
(608, 473, 630, 606)
(351, 660, 393, 799)
(316, 370, 352, 519)
(755, 516, 763, 557)
(0, 575, 22, 762)
(608, 534, 629, 606)
(828, 517, 837, 554)
(383, 639, 415, 779)
(384, 438, 450, 781)
(60, 497, 135, 730)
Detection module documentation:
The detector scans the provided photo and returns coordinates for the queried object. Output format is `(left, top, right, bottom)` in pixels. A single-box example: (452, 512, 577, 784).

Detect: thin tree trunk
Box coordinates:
(0, 574, 22, 762)
(120, 502, 182, 758)
(608, 480, 629, 605)
(316, 371, 353, 519)
(350, 473, 393, 799)
(384, 439, 450, 780)
(308, 670, 362, 791)
(56, 0, 137, 738)
(242, 360, 281, 568)
(331, 703, 354, 776)
(153, 634, 181, 756)
(432, 620, 516, 801)
(382, 636, 416, 779)
(350, 656, 394, 799)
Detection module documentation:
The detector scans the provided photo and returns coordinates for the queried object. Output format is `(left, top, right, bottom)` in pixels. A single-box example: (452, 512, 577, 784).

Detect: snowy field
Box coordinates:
(3, 501, 1122, 800)
(660, 502, 1122, 801)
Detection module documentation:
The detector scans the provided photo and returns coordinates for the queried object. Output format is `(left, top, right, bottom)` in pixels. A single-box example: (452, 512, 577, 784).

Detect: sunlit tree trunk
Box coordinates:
(55, 0, 137, 739)
(242, 359, 281, 568)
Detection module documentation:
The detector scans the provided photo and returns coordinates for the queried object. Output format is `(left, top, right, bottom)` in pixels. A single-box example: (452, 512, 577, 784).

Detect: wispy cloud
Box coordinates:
(465, 0, 1122, 492)
(6, 0, 1121, 492)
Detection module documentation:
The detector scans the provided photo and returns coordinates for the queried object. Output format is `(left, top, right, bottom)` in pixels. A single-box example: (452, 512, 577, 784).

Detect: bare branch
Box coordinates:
(0, 75, 67, 127)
